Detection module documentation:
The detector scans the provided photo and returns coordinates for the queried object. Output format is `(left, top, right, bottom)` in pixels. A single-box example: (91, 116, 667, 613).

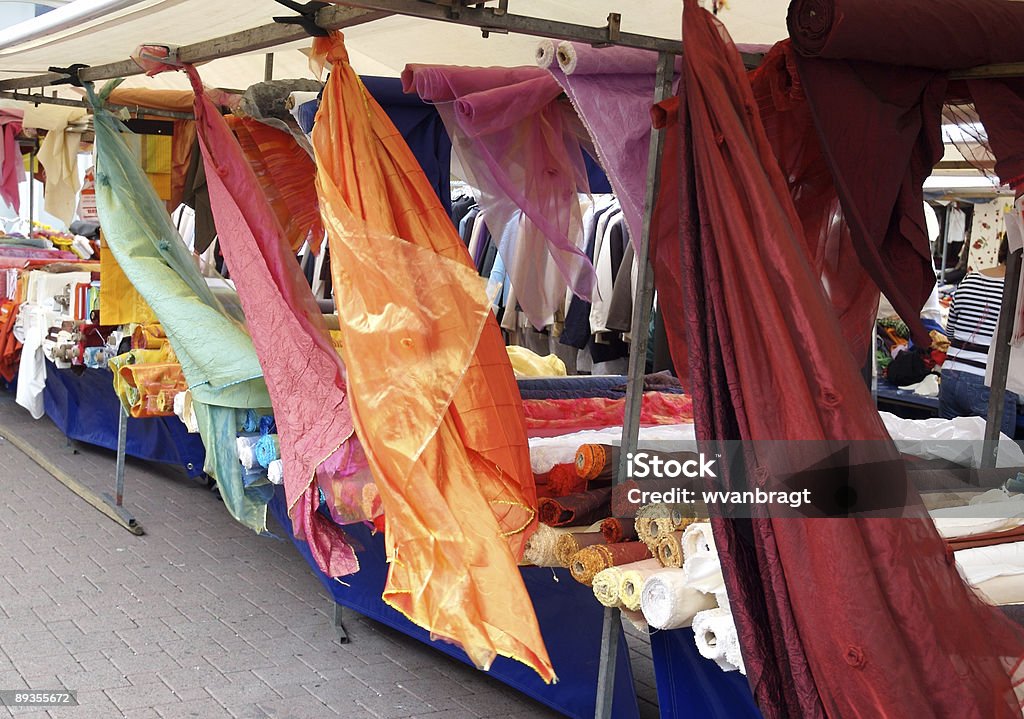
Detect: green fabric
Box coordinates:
(88, 81, 272, 531)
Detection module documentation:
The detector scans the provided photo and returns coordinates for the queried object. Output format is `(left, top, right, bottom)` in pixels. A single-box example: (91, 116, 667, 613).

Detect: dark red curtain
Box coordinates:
(652, 2, 1024, 716)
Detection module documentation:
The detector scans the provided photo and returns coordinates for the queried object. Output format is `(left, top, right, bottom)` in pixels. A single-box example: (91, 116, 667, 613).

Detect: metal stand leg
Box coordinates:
(983, 248, 1022, 468)
(333, 602, 350, 644)
(596, 52, 675, 719)
(114, 405, 128, 506)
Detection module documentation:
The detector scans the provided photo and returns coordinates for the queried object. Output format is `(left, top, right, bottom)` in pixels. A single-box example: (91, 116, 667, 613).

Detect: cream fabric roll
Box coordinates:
(640, 569, 717, 630)
(618, 559, 667, 611)
(236, 435, 259, 470)
(592, 567, 624, 608)
(692, 607, 744, 674)
(682, 522, 724, 594)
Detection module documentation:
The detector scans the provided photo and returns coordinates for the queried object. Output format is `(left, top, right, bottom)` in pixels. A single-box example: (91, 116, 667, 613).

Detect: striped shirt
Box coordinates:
(944, 272, 1005, 376)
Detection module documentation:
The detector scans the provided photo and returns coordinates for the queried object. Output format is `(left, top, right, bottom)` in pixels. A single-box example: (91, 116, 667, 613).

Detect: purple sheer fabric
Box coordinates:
(402, 65, 592, 329)
(538, 41, 678, 246)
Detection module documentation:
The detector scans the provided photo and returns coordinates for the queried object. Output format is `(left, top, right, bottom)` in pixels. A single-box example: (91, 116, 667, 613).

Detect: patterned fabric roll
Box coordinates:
(569, 541, 652, 586)
(600, 517, 637, 544)
(656, 531, 685, 568)
(554, 531, 606, 568)
(539, 487, 611, 527)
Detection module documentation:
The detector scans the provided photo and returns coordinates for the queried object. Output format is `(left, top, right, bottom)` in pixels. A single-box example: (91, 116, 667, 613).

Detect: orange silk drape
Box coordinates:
(310, 33, 553, 682)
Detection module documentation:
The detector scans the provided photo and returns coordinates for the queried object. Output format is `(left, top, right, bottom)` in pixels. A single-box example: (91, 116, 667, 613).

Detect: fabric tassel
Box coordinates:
(640, 569, 717, 630)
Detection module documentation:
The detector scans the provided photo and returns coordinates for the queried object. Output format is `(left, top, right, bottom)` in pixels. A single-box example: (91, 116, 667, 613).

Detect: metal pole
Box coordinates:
(264, 53, 274, 82)
(114, 405, 128, 506)
(27, 140, 36, 229)
(982, 248, 1022, 468)
(595, 51, 675, 719)
(940, 204, 951, 284)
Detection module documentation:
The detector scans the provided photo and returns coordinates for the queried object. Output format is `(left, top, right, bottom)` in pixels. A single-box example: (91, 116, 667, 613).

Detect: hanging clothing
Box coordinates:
(0, 109, 24, 212)
(312, 33, 553, 683)
(21, 104, 88, 226)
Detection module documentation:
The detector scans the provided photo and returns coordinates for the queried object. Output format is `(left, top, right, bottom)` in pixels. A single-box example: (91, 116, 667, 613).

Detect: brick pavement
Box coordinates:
(0, 392, 659, 719)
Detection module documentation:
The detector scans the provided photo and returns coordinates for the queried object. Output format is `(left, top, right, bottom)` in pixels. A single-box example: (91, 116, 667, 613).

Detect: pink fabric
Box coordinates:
(521, 392, 694, 438)
(182, 65, 360, 578)
(0, 109, 24, 212)
(539, 43, 676, 245)
(402, 65, 592, 329)
(0, 248, 76, 265)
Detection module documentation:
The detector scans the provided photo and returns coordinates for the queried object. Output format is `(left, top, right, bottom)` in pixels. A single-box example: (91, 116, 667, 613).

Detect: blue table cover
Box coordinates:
(268, 492, 640, 719)
(42, 361, 206, 477)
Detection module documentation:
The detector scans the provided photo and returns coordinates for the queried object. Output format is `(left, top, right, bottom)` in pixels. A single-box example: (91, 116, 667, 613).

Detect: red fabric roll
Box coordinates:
(600, 517, 637, 544)
(538, 488, 611, 527)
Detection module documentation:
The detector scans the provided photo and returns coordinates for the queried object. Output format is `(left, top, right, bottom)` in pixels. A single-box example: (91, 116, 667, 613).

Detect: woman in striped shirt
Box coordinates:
(939, 239, 1018, 436)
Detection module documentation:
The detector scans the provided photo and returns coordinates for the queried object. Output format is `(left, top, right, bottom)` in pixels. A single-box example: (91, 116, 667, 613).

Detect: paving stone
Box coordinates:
(0, 396, 658, 717)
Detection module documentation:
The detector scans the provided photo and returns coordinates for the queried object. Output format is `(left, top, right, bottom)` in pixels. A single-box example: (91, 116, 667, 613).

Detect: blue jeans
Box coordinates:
(939, 368, 1018, 437)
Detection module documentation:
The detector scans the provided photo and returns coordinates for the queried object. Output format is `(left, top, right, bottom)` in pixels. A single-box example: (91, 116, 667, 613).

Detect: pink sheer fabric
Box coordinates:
(538, 41, 677, 246)
(657, 2, 1024, 716)
(182, 64, 363, 577)
(402, 64, 592, 328)
(0, 109, 23, 212)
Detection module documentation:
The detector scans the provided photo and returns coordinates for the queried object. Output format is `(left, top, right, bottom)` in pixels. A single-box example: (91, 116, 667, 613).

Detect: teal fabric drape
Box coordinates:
(88, 81, 272, 531)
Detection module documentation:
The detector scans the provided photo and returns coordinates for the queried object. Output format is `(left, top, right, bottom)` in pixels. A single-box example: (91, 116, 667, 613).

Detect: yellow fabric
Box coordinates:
(108, 347, 175, 413)
(311, 33, 553, 682)
(506, 346, 568, 377)
(118, 362, 188, 418)
(99, 234, 156, 326)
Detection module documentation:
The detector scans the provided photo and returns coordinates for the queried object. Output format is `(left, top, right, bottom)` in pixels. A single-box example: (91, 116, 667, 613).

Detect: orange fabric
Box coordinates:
(228, 116, 324, 254)
(118, 362, 188, 418)
(0, 298, 21, 382)
(100, 234, 156, 326)
(311, 32, 553, 682)
(107, 88, 194, 113)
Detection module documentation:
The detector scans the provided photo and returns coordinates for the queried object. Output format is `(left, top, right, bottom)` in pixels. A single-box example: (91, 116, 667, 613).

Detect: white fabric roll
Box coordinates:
(682, 522, 725, 595)
(555, 40, 578, 74)
(955, 542, 1024, 586)
(692, 607, 744, 673)
(640, 569, 717, 630)
(268, 459, 284, 486)
(535, 40, 556, 69)
(236, 435, 259, 470)
(930, 492, 1024, 539)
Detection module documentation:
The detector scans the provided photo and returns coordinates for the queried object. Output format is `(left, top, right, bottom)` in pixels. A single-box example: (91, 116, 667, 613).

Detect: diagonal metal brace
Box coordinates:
(272, 0, 330, 37)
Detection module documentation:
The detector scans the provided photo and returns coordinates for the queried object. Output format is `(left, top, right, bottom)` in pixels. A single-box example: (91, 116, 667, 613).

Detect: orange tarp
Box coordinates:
(310, 32, 554, 682)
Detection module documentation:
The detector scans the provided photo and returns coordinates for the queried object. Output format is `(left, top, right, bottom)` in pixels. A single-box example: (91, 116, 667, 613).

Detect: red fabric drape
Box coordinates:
(654, 3, 1024, 717)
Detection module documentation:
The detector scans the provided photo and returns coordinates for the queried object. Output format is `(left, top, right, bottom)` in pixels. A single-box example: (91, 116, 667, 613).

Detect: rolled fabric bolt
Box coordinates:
(570, 542, 652, 586)
(617, 559, 666, 611)
(592, 567, 625, 607)
(254, 433, 280, 469)
(621, 608, 648, 633)
(535, 39, 556, 69)
(523, 524, 595, 567)
(555, 531, 606, 568)
(539, 487, 612, 527)
(242, 409, 259, 433)
(547, 462, 587, 496)
(236, 435, 259, 470)
(692, 607, 744, 673)
(641, 569, 718, 630)
(656, 531, 685, 568)
(258, 414, 276, 435)
(600, 516, 637, 544)
(268, 459, 284, 485)
(682, 522, 725, 594)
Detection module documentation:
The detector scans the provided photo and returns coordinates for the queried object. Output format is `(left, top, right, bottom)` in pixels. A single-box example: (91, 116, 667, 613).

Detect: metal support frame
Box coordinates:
(0, 90, 195, 120)
(595, 51, 676, 719)
(264, 53, 275, 82)
(939, 203, 952, 284)
(0, 5, 387, 91)
(982, 248, 1023, 468)
(333, 602, 350, 644)
(114, 405, 128, 506)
